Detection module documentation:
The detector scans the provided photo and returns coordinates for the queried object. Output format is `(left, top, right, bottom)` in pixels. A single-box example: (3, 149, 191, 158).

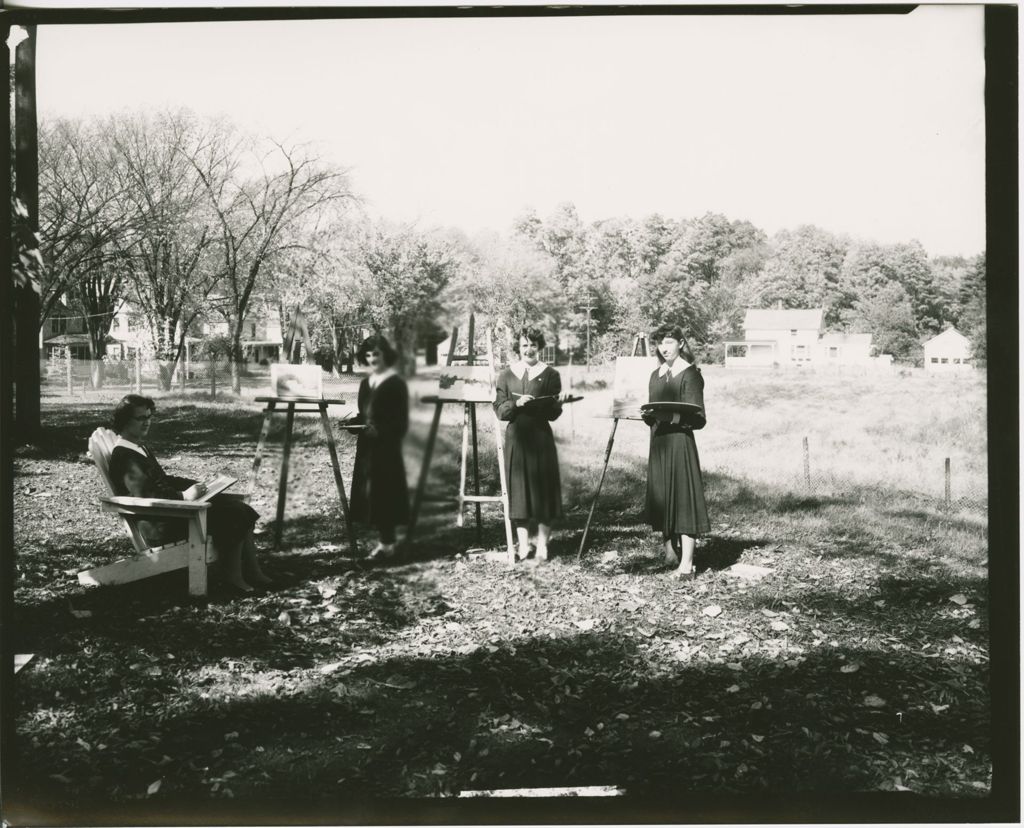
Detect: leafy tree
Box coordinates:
(957, 252, 986, 363)
(839, 240, 940, 334)
(849, 282, 920, 361)
(636, 212, 766, 355)
(349, 223, 459, 376)
(750, 225, 848, 323)
(445, 231, 564, 338)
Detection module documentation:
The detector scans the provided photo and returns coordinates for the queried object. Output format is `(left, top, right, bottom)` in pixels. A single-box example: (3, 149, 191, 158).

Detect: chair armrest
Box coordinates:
(100, 495, 211, 520)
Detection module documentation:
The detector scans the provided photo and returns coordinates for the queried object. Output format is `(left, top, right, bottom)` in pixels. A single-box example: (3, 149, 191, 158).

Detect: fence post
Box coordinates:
(944, 457, 951, 511)
(134, 352, 142, 393)
(209, 359, 217, 399)
(803, 436, 811, 489)
(65, 347, 72, 395)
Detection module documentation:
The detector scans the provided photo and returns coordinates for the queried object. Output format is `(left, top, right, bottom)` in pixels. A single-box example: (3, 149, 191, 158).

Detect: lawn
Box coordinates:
(9, 366, 991, 820)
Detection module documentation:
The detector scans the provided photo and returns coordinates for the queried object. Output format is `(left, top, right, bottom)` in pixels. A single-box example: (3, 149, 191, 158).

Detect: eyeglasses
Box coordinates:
(131, 413, 154, 421)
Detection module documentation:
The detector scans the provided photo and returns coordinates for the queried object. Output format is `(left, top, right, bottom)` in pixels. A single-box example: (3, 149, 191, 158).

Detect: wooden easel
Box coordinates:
(250, 306, 358, 556)
(576, 333, 650, 560)
(250, 396, 358, 556)
(408, 313, 516, 564)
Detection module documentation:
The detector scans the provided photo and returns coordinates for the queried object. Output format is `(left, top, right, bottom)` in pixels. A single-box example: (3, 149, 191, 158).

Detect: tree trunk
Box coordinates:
(230, 325, 243, 395)
(14, 27, 40, 443)
(86, 326, 107, 389)
(157, 361, 174, 391)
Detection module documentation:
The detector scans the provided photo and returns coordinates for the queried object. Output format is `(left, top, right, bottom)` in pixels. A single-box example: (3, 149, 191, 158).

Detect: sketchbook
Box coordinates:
(197, 473, 237, 501)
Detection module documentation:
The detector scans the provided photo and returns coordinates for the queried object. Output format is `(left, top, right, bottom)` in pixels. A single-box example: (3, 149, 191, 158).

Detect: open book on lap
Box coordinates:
(198, 473, 237, 501)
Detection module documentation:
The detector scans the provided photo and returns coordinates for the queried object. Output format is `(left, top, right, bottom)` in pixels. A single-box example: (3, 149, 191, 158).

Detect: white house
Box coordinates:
(725, 308, 824, 367)
(923, 327, 974, 372)
(725, 308, 892, 369)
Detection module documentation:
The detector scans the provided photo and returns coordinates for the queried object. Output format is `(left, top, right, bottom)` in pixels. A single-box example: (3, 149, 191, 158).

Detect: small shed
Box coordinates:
(923, 328, 973, 372)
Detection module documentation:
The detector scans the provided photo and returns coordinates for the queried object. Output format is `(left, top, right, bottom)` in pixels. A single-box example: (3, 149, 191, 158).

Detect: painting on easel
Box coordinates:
(270, 363, 323, 398)
(437, 365, 496, 403)
(610, 356, 660, 419)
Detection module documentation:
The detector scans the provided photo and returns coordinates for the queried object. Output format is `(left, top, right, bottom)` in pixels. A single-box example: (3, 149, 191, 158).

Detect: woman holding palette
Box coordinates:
(642, 323, 710, 579)
(494, 326, 570, 562)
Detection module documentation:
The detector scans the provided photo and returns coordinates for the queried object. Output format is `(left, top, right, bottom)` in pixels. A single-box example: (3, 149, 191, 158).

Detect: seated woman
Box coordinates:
(346, 334, 410, 561)
(494, 325, 568, 561)
(108, 394, 270, 594)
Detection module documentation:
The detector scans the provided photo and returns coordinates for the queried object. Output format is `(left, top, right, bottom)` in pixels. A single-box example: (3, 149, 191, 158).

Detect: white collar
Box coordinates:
(114, 436, 148, 457)
(368, 367, 398, 389)
(658, 359, 691, 378)
(511, 360, 547, 381)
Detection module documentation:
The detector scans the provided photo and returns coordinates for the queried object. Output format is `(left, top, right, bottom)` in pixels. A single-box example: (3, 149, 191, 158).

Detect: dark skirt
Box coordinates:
(138, 494, 259, 549)
(350, 436, 410, 529)
(505, 413, 562, 522)
(645, 426, 710, 536)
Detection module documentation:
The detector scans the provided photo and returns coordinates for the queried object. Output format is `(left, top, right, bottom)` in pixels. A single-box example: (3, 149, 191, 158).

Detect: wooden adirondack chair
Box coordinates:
(80, 427, 221, 597)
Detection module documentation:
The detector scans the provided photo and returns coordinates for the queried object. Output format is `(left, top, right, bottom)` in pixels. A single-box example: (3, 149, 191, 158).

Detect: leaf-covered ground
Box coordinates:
(9, 392, 990, 819)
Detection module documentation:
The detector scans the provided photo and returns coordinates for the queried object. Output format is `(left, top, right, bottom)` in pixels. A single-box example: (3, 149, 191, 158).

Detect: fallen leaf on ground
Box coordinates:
(702, 605, 722, 618)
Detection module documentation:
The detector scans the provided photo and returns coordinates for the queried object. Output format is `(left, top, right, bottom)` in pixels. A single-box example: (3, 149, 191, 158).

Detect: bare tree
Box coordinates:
(109, 111, 223, 389)
(189, 123, 355, 393)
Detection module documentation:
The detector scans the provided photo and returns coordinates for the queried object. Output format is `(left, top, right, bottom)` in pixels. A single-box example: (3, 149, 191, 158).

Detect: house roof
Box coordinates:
(44, 333, 118, 345)
(924, 327, 970, 347)
(743, 308, 824, 331)
(819, 332, 873, 346)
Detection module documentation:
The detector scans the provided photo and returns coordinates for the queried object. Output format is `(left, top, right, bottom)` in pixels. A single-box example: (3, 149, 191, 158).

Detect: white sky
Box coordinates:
(35, 6, 985, 257)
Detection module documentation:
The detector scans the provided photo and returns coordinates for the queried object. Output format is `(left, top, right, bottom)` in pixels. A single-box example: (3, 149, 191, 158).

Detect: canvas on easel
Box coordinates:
(577, 333, 653, 559)
(610, 355, 660, 419)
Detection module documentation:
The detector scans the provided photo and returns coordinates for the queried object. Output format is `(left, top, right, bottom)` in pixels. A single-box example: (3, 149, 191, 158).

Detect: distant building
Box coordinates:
(725, 308, 891, 369)
(41, 298, 90, 359)
(923, 327, 973, 372)
(199, 297, 284, 364)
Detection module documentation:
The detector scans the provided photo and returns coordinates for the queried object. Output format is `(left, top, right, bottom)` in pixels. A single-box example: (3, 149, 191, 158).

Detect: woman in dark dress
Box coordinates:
(643, 324, 710, 579)
(347, 334, 410, 560)
(107, 394, 269, 594)
(494, 326, 567, 561)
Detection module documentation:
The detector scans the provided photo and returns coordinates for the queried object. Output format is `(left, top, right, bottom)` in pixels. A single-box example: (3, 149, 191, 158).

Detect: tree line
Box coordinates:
(29, 108, 986, 397)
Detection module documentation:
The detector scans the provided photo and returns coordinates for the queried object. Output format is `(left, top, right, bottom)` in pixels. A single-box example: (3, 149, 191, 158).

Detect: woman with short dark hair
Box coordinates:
(347, 333, 410, 560)
(108, 394, 269, 595)
(643, 323, 710, 578)
(493, 326, 567, 561)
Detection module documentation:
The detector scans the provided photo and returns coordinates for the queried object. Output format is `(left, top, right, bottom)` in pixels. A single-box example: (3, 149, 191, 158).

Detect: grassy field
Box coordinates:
(9, 366, 990, 819)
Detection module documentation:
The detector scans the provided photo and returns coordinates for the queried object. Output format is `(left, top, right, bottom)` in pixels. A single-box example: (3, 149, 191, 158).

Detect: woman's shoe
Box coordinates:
(516, 545, 531, 562)
(535, 545, 549, 562)
(369, 543, 397, 561)
(673, 568, 696, 581)
(222, 581, 256, 597)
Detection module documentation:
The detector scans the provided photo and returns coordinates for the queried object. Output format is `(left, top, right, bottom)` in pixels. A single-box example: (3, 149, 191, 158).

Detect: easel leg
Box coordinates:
(577, 418, 620, 560)
(409, 326, 459, 539)
(274, 404, 295, 553)
(318, 405, 359, 558)
(457, 404, 469, 528)
(470, 404, 482, 543)
(250, 401, 276, 494)
(491, 409, 516, 566)
(408, 403, 443, 539)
